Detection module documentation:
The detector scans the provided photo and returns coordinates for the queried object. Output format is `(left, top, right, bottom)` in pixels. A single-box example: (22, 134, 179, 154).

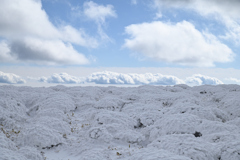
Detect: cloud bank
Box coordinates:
(39, 73, 83, 84)
(0, 0, 97, 65)
(124, 21, 234, 67)
(0, 71, 25, 84)
(38, 71, 223, 86)
(87, 71, 185, 85)
(186, 74, 223, 86)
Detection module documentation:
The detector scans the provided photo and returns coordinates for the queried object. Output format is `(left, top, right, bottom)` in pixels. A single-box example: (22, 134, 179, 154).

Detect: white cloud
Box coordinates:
(83, 1, 116, 42)
(154, 0, 240, 21)
(0, 41, 16, 63)
(0, 71, 26, 84)
(185, 74, 223, 86)
(0, 0, 59, 39)
(124, 21, 234, 67)
(225, 78, 240, 84)
(10, 38, 89, 65)
(60, 25, 98, 48)
(153, 0, 240, 44)
(39, 73, 84, 84)
(87, 71, 185, 85)
(83, 1, 116, 24)
(0, 0, 97, 65)
(31, 71, 227, 86)
(131, 0, 138, 5)
(154, 12, 163, 20)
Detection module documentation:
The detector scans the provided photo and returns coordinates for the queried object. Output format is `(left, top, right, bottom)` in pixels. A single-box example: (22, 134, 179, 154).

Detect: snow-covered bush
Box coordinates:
(1, 85, 240, 160)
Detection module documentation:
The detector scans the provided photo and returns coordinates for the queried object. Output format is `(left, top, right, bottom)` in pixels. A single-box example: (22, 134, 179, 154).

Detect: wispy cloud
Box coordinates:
(83, 1, 117, 24)
(124, 21, 234, 67)
(131, 0, 138, 5)
(83, 1, 117, 42)
(0, 71, 25, 84)
(153, 0, 240, 44)
(225, 77, 240, 84)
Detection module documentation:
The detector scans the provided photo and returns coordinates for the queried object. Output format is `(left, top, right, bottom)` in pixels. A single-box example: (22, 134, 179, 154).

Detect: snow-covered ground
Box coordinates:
(1, 84, 240, 160)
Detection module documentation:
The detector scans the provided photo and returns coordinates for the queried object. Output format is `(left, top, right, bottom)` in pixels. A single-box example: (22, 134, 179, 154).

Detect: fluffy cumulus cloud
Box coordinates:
(39, 73, 84, 84)
(10, 38, 89, 65)
(153, 0, 240, 43)
(124, 21, 234, 67)
(87, 71, 185, 85)
(0, 0, 58, 39)
(0, 71, 26, 84)
(0, 0, 97, 65)
(185, 74, 223, 86)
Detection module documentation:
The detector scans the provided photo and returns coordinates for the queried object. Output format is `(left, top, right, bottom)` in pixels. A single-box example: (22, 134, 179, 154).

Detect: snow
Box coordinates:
(1, 84, 240, 160)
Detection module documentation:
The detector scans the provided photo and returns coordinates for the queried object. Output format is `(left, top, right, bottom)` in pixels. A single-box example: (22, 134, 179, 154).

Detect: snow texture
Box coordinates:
(1, 84, 240, 160)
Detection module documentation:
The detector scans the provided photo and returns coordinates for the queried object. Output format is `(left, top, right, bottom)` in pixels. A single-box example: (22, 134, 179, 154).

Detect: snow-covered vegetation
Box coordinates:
(1, 84, 240, 160)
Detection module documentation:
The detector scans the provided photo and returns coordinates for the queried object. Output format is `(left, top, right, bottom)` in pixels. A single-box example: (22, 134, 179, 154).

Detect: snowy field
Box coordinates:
(1, 84, 240, 160)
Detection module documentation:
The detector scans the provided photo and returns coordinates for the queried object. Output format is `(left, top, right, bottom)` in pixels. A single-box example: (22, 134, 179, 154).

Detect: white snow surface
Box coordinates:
(1, 84, 240, 160)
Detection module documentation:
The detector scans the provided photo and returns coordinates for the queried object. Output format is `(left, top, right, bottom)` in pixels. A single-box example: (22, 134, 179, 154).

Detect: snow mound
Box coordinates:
(1, 84, 240, 160)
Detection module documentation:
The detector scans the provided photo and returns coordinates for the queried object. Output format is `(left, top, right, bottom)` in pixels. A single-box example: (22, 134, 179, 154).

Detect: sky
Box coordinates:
(0, 0, 240, 86)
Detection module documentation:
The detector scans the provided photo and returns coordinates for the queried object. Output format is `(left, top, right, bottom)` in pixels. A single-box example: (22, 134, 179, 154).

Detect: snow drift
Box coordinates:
(1, 84, 240, 160)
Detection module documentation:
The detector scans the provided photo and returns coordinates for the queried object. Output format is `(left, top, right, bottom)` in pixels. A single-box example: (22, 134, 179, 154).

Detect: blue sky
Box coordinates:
(1, 0, 240, 86)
